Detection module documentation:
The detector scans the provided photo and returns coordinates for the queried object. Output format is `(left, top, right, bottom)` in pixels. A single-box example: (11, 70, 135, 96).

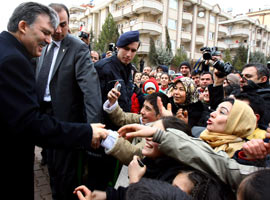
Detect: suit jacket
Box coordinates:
(36, 34, 102, 123)
(0, 31, 93, 200)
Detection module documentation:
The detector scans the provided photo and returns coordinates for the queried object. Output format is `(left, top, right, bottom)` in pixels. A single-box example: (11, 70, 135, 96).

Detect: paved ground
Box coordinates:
(34, 146, 52, 200)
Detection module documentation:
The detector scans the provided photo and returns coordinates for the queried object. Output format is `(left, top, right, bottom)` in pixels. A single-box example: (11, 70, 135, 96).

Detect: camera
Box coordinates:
(78, 31, 89, 39)
(108, 43, 116, 52)
(200, 46, 220, 60)
(213, 60, 234, 78)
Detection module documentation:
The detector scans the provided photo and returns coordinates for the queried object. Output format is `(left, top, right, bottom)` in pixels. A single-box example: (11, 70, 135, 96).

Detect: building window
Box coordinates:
(168, 19, 176, 30)
(210, 15, 215, 24)
(169, 0, 178, 9)
(170, 40, 176, 50)
(209, 32, 214, 40)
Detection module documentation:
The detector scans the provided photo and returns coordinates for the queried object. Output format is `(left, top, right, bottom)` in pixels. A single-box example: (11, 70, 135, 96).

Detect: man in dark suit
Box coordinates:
(0, 2, 106, 200)
(35, 3, 103, 200)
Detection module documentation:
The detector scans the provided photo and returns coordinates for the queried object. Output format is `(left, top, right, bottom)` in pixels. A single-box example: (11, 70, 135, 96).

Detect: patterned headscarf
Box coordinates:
(173, 77, 199, 106)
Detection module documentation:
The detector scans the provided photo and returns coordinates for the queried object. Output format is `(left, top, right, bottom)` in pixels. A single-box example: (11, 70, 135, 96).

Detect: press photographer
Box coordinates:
(199, 46, 234, 78)
(79, 31, 91, 50)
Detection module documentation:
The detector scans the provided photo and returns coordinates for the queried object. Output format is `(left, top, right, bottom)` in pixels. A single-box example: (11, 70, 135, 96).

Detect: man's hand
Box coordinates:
(107, 88, 120, 107)
(157, 97, 172, 117)
(90, 123, 108, 149)
(128, 155, 146, 184)
(74, 185, 92, 200)
(213, 69, 226, 86)
(118, 124, 157, 139)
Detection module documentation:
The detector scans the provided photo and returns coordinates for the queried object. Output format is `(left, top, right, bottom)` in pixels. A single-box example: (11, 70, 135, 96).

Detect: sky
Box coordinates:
(0, 0, 269, 32)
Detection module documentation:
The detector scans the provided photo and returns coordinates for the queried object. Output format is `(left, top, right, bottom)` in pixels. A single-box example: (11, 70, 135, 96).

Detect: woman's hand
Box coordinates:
(118, 124, 157, 139)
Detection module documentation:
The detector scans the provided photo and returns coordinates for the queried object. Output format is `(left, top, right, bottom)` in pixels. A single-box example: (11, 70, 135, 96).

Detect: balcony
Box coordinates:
(217, 41, 227, 50)
(112, 9, 124, 21)
(137, 42, 150, 54)
(196, 35, 204, 45)
(130, 21, 162, 35)
(112, 0, 163, 21)
(218, 25, 228, 35)
(182, 12, 192, 24)
(133, 0, 163, 15)
(229, 29, 250, 37)
(181, 31, 191, 42)
(228, 43, 248, 49)
(197, 18, 205, 28)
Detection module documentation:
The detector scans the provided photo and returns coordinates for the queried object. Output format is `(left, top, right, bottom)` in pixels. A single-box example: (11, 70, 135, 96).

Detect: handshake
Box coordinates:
(90, 123, 109, 149)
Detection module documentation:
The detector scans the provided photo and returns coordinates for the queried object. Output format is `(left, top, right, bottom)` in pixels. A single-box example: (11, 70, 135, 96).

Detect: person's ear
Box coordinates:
(255, 114, 260, 124)
(260, 75, 267, 83)
(18, 20, 27, 34)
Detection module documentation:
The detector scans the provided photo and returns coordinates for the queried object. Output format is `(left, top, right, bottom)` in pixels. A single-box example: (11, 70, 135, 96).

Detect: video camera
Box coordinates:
(78, 31, 89, 39)
(213, 60, 234, 78)
(200, 46, 220, 60)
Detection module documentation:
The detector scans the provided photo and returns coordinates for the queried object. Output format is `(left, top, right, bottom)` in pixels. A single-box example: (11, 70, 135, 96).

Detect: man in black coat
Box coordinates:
(0, 2, 107, 200)
(88, 31, 140, 190)
(35, 4, 102, 199)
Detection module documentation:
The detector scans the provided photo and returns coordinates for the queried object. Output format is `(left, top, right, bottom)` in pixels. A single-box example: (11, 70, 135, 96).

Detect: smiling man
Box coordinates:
(0, 2, 107, 200)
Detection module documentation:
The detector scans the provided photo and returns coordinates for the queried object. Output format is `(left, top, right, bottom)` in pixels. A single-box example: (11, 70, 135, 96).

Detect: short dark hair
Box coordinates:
(161, 116, 192, 136)
(126, 178, 191, 200)
(234, 92, 265, 119)
(7, 2, 59, 32)
(238, 169, 270, 200)
(144, 92, 169, 116)
(49, 3, 70, 21)
(242, 63, 270, 82)
(200, 71, 213, 81)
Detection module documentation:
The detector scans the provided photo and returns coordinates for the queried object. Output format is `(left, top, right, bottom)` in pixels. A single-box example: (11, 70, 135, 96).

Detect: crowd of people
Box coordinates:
(0, 2, 270, 200)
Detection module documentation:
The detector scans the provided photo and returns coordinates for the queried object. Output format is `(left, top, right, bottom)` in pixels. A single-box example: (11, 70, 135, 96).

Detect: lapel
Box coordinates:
(51, 35, 69, 79)
(36, 46, 48, 79)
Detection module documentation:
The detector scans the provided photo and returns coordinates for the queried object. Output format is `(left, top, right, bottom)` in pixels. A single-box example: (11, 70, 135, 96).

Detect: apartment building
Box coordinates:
(69, 0, 234, 64)
(246, 8, 270, 28)
(219, 16, 270, 58)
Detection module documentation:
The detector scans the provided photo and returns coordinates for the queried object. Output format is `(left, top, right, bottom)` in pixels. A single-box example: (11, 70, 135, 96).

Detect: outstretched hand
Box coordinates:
(118, 124, 157, 139)
(157, 97, 172, 117)
(107, 88, 121, 107)
(90, 123, 108, 149)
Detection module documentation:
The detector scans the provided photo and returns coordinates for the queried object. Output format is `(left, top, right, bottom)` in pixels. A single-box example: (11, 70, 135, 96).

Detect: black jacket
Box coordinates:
(0, 31, 92, 200)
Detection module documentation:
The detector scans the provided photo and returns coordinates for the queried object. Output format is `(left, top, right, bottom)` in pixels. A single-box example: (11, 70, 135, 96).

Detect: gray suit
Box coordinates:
(36, 34, 102, 200)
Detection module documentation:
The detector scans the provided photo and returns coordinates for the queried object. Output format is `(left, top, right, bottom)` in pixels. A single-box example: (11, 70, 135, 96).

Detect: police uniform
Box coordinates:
(87, 31, 140, 191)
(95, 30, 139, 113)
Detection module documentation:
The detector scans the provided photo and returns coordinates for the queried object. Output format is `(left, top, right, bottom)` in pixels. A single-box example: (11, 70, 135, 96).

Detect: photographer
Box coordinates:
(79, 31, 91, 50)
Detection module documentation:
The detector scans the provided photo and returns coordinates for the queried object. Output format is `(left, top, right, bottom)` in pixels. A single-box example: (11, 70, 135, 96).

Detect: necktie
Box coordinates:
(37, 42, 56, 101)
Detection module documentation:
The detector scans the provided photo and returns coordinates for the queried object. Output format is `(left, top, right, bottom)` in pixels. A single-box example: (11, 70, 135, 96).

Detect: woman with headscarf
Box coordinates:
(199, 98, 256, 157)
(169, 77, 205, 127)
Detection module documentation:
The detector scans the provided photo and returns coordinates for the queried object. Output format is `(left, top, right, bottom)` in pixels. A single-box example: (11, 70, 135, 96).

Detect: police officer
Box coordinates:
(95, 30, 140, 113)
(87, 31, 140, 190)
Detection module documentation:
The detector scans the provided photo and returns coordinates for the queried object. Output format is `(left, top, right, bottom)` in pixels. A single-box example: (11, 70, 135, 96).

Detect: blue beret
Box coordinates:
(116, 31, 140, 47)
